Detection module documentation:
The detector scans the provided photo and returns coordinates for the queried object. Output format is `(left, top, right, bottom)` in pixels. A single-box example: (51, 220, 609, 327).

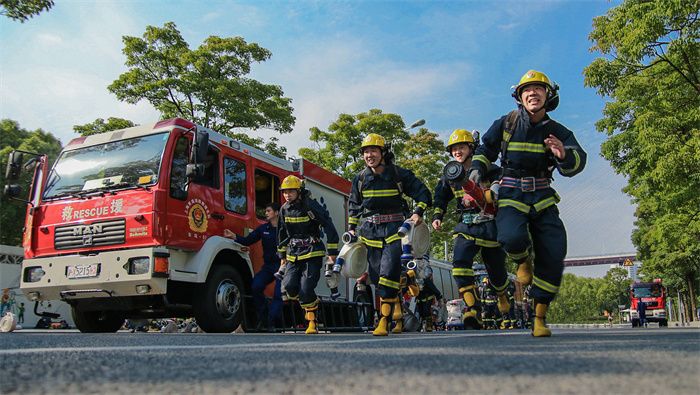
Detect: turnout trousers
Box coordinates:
(281, 256, 323, 307)
(453, 221, 508, 292)
(496, 204, 567, 304)
(366, 239, 403, 299)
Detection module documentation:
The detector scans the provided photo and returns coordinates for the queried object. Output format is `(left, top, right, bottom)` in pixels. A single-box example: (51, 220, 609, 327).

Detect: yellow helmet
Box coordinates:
(446, 129, 476, 154)
(280, 175, 303, 190)
(482, 277, 489, 283)
(512, 70, 560, 111)
(360, 133, 387, 154)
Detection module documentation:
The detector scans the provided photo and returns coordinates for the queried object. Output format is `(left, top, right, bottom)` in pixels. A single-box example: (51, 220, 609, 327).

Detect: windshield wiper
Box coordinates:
(45, 191, 83, 200)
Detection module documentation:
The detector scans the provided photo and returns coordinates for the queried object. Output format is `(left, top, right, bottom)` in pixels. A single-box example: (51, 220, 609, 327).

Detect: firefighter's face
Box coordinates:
(520, 84, 547, 114)
(282, 189, 298, 202)
(450, 143, 472, 164)
(362, 146, 383, 168)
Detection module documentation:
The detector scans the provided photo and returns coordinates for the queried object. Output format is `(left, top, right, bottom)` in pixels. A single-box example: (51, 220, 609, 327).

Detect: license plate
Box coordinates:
(67, 263, 100, 279)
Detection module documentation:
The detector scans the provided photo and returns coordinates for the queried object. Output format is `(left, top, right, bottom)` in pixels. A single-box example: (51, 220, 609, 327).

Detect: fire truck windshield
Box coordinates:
(43, 132, 170, 199)
(632, 284, 663, 299)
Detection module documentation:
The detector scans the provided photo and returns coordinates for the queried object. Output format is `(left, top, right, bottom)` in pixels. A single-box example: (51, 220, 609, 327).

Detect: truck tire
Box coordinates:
(194, 265, 244, 333)
(660, 319, 668, 327)
(71, 307, 125, 333)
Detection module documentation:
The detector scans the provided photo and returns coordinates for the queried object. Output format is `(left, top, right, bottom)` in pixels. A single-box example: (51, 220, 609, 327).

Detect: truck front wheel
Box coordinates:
(71, 307, 125, 333)
(194, 265, 245, 333)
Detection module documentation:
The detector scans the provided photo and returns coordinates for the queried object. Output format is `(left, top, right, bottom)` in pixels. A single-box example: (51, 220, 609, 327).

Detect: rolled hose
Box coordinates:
(338, 242, 368, 279)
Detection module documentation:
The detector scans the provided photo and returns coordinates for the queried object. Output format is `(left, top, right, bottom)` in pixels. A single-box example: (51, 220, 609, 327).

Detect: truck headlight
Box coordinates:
(125, 257, 150, 275)
(24, 267, 45, 283)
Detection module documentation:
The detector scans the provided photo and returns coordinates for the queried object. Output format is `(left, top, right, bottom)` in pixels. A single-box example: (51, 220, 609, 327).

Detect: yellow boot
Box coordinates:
(532, 302, 552, 337)
(305, 307, 318, 335)
(407, 270, 420, 297)
(425, 317, 434, 332)
(497, 290, 511, 314)
(391, 298, 404, 334)
(459, 285, 483, 330)
(517, 257, 533, 286)
(373, 298, 395, 336)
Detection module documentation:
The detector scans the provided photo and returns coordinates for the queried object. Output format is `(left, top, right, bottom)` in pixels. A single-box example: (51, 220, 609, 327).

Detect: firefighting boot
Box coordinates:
(406, 270, 420, 297)
(373, 298, 396, 336)
(459, 285, 483, 330)
(425, 317, 434, 332)
(497, 290, 510, 314)
(532, 302, 552, 337)
(305, 307, 318, 335)
(391, 298, 404, 334)
(517, 257, 533, 286)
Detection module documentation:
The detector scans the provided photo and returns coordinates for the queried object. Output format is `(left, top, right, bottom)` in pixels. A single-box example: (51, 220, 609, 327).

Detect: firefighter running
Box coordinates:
(277, 175, 340, 334)
(470, 70, 587, 337)
(348, 133, 431, 336)
(432, 129, 511, 330)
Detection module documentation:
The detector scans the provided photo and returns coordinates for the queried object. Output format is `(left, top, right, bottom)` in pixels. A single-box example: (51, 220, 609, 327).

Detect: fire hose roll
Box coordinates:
(339, 243, 368, 279)
(402, 221, 431, 258)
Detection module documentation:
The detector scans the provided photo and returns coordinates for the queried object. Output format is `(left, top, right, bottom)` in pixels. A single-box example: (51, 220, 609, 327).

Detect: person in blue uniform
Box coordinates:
(347, 133, 431, 336)
(277, 175, 339, 334)
(470, 70, 587, 337)
(415, 264, 443, 332)
(224, 202, 282, 332)
(432, 129, 511, 330)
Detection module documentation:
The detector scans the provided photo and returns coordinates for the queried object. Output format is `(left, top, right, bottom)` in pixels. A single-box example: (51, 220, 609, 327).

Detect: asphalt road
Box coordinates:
(1, 326, 698, 394)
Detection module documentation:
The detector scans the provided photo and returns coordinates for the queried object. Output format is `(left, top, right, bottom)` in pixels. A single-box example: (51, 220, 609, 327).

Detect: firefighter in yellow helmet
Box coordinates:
(431, 129, 511, 330)
(347, 133, 431, 336)
(277, 175, 340, 334)
(470, 70, 587, 337)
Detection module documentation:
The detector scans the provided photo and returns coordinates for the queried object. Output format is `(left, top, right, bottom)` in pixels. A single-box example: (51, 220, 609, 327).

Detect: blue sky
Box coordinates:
(0, 0, 636, 271)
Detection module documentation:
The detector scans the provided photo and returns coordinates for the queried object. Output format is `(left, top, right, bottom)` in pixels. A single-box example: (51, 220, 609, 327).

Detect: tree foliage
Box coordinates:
(73, 117, 136, 136)
(583, 0, 700, 319)
(108, 22, 294, 158)
(0, 119, 62, 246)
(549, 271, 632, 324)
(1, 0, 53, 22)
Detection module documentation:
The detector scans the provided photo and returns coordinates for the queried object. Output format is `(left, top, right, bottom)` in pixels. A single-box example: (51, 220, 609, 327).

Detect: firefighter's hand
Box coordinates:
(223, 229, 236, 240)
(544, 134, 566, 160)
(432, 219, 442, 231)
(468, 169, 482, 184)
(327, 255, 337, 264)
(280, 258, 287, 266)
(409, 213, 423, 225)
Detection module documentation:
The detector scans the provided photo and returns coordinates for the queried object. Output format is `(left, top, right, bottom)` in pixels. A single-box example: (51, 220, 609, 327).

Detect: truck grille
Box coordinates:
(55, 218, 126, 250)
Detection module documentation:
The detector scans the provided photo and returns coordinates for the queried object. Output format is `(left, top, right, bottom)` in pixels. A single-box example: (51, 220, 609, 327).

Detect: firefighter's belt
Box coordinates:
(500, 176, 550, 192)
(462, 212, 494, 224)
(366, 213, 404, 224)
(290, 237, 321, 247)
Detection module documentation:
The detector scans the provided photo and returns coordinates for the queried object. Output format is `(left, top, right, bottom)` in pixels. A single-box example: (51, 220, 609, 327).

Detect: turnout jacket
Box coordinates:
(277, 196, 339, 262)
(471, 107, 587, 212)
(347, 164, 431, 241)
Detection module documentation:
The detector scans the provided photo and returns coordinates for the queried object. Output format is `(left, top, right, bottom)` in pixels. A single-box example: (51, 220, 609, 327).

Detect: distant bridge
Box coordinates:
(564, 254, 637, 267)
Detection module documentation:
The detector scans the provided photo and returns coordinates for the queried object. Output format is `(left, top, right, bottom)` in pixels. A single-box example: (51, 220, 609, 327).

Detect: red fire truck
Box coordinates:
(629, 279, 668, 327)
(4, 118, 357, 333)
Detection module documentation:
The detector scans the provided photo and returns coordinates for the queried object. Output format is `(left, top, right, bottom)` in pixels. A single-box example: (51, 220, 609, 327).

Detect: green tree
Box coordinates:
(108, 22, 294, 158)
(0, 119, 62, 246)
(73, 117, 136, 136)
(1, 0, 53, 22)
(583, 0, 700, 320)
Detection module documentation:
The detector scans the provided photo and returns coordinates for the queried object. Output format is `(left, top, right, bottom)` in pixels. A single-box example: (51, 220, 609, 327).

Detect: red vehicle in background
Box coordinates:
(4, 118, 353, 333)
(629, 279, 668, 327)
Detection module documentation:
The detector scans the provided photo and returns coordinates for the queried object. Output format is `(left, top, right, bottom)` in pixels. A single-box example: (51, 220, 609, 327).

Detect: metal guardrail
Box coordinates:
(240, 295, 374, 333)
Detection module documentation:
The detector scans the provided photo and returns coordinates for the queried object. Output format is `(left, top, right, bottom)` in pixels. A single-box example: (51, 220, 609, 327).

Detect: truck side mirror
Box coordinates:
(190, 131, 209, 164)
(5, 151, 23, 180)
(186, 163, 205, 179)
(4, 184, 22, 198)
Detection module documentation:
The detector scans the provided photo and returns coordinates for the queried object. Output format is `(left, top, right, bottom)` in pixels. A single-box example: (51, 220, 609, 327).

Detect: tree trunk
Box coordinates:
(687, 273, 697, 322)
